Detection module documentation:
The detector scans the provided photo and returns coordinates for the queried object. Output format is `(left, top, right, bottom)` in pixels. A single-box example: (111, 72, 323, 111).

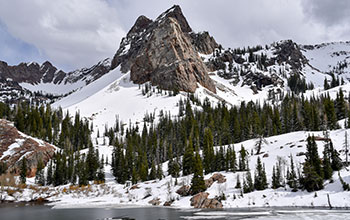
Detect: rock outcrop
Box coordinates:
(205, 173, 227, 188)
(111, 5, 217, 93)
(0, 119, 56, 177)
(176, 185, 190, 196)
(190, 192, 223, 209)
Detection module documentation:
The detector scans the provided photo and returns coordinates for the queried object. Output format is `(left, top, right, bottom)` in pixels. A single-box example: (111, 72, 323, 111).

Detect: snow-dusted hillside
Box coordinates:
(4, 127, 350, 209)
(49, 40, 350, 136)
(302, 41, 350, 76)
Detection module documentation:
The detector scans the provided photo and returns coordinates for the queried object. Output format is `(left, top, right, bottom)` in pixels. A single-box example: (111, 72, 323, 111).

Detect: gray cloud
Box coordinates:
(0, 0, 349, 70)
(0, 0, 125, 71)
(302, 0, 350, 26)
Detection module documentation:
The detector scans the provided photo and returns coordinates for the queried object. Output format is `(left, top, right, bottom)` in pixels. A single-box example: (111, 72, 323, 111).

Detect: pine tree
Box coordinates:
(235, 174, 241, 189)
(190, 152, 206, 195)
(203, 127, 214, 174)
(255, 135, 267, 155)
(330, 141, 342, 171)
(20, 157, 27, 184)
(239, 145, 247, 171)
(35, 157, 45, 185)
(287, 155, 298, 191)
(47, 160, 53, 185)
(149, 159, 157, 180)
(131, 167, 138, 184)
(86, 146, 99, 181)
(97, 158, 105, 183)
(272, 166, 280, 189)
(183, 138, 195, 176)
(139, 152, 148, 181)
(302, 136, 323, 191)
(156, 163, 163, 180)
(254, 157, 268, 190)
(243, 171, 254, 193)
(322, 138, 333, 180)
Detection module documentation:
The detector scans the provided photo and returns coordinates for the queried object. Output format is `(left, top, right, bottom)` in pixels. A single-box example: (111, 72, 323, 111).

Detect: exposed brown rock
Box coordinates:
(190, 32, 219, 55)
(148, 197, 161, 206)
(111, 5, 217, 93)
(190, 192, 223, 209)
(129, 184, 140, 190)
(0, 119, 56, 178)
(205, 173, 226, 188)
(163, 201, 173, 206)
(176, 185, 190, 196)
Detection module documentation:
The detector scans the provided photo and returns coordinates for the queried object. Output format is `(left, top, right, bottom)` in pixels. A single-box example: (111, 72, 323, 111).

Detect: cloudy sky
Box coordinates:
(0, 0, 349, 71)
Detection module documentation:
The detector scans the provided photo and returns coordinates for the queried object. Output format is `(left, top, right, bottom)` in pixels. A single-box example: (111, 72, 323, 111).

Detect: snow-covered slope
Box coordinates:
(5, 126, 350, 209)
(302, 41, 350, 76)
(50, 40, 350, 135)
(53, 67, 193, 132)
(50, 127, 350, 209)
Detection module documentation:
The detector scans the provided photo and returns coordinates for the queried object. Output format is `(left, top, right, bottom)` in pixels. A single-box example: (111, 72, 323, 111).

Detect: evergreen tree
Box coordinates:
(149, 159, 157, 180)
(203, 127, 214, 174)
(322, 137, 333, 180)
(139, 152, 148, 181)
(302, 136, 323, 191)
(20, 157, 27, 184)
(35, 157, 45, 185)
(156, 163, 163, 180)
(330, 141, 342, 171)
(272, 166, 280, 189)
(183, 138, 195, 176)
(287, 155, 298, 191)
(190, 152, 206, 195)
(86, 146, 99, 181)
(239, 145, 247, 171)
(254, 157, 268, 190)
(235, 174, 241, 189)
(47, 160, 53, 185)
(243, 171, 254, 193)
(97, 158, 105, 183)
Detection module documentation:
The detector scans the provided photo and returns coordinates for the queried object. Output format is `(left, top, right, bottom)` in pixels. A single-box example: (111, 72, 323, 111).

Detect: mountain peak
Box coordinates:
(127, 15, 152, 37)
(155, 5, 192, 33)
(111, 5, 216, 93)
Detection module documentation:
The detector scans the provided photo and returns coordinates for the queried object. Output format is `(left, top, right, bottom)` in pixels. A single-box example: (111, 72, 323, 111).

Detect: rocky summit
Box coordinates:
(111, 5, 217, 93)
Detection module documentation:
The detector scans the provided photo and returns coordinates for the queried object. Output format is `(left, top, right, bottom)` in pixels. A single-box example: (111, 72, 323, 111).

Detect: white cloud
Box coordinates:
(0, 0, 125, 70)
(1, 0, 350, 70)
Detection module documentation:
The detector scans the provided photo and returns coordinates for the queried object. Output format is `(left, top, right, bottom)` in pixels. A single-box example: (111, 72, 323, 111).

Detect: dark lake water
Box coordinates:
(1, 204, 350, 220)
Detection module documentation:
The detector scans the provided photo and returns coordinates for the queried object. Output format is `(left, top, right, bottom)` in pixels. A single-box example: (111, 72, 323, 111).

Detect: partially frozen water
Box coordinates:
(1, 204, 350, 220)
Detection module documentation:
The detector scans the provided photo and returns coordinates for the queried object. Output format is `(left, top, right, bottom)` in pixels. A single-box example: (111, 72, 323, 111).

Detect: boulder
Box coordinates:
(163, 201, 173, 206)
(205, 173, 226, 188)
(176, 185, 190, 196)
(190, 192, 223, 209)
(148, 197, 161, 206)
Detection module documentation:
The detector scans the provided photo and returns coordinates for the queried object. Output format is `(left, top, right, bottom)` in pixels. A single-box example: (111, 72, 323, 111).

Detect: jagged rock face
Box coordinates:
(0, 58, 111, 104)
(111, 5, 217, 93)
(190, 32, 219, 55)
(0, 61, 64, 84)
(0, 119, 55, 177)
(274, 40, 308, 71)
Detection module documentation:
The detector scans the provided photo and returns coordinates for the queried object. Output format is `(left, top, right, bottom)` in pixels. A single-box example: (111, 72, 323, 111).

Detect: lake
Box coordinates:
(1, 204, 350, 220)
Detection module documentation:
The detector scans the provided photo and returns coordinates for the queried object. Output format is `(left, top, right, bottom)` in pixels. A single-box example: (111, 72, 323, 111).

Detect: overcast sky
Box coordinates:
(0, 0, 349, 71)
